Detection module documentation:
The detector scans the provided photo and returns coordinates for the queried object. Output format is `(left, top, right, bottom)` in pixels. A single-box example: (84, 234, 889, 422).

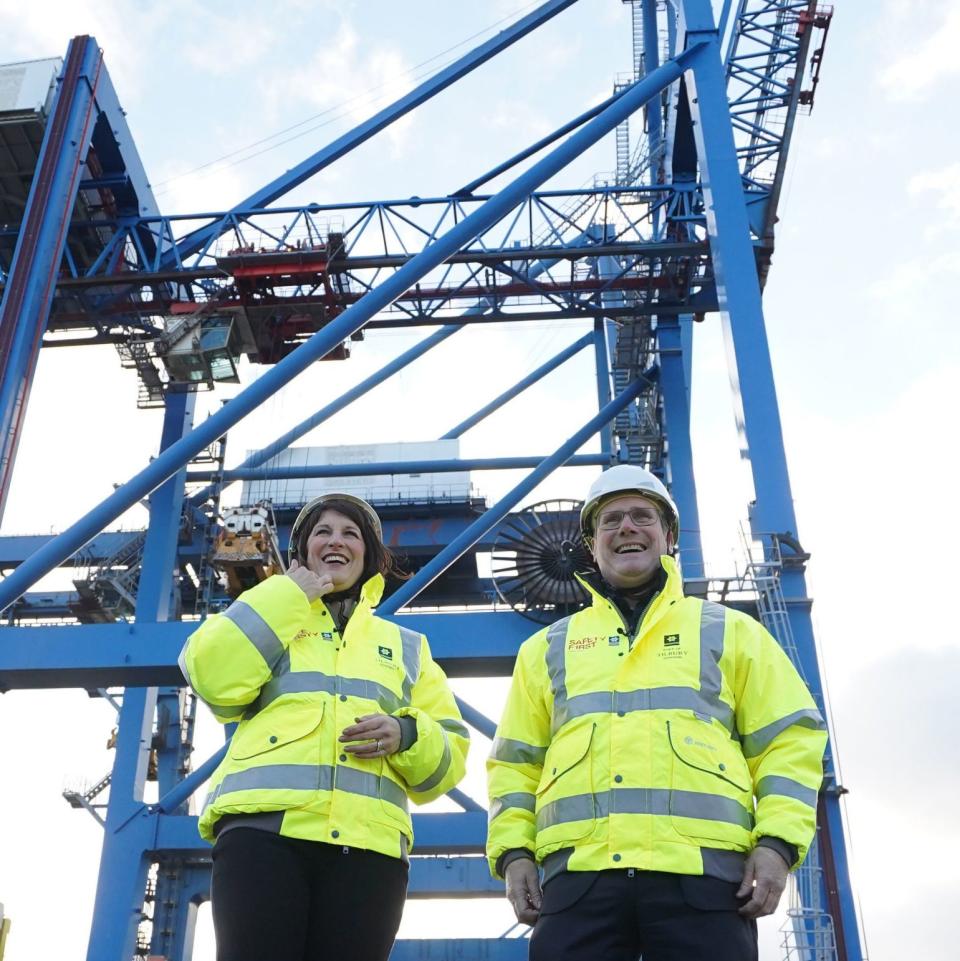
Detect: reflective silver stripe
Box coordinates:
(537, 792, 598, 830)
(490, 737, 547, 766)
(546, 605, 736, 735)
(557, 687, 735, 732)
(177, 642, 191, 684)
(410, 732, 452, 793)
(205, 763, 408, 815)
(257, 671, 401, 713)
(537, 788, 753, 833)
(397, 626, 422, 704)
(222, 601, 285, 670)
(439, 717, 470, 740)
(700, 847, 747, 882)
(489, 792, 536, 822)
(756, 774, 818, 808)
(699, 601, 733, 731)
(669, 789, 754, 830)
(741, 708, 825, 758)
(337, 765, 409, 813)
(545, 616, 574, 734)
(554, 690, 611, 728)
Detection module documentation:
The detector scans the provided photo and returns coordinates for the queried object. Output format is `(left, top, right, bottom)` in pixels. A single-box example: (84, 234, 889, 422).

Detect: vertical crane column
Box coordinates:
(86, 389, 197, 961)
(0, 36, 102, 524)
(677, 1, 863, 957)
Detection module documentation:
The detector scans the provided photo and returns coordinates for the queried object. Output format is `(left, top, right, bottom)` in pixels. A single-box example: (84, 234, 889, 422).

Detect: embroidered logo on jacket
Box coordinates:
(658, 633, 686, 660)
(377, 645, 393, 660)
(321, 632, 334, 641)
(608, 635, 620, 646)
(567, 636, 599, 651)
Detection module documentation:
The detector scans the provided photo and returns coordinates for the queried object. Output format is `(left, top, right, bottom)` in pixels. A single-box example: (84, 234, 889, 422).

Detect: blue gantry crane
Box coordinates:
(0, 2, 852, 959)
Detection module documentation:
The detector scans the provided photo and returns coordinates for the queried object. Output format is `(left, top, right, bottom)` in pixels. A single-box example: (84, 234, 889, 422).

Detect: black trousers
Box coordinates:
(211, 828, 408, 961)
(529, 869, 758, 961)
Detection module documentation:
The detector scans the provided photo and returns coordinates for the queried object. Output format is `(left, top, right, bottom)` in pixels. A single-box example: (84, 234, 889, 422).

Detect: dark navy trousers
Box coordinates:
(529, 869, 759, 961)
(211, 827, 408, 961)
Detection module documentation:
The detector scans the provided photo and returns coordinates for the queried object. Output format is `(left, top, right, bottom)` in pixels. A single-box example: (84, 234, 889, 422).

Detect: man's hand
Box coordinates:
(737, 846, 789, 918)
(505, 858, 542, 925)
(340, 714, 402, 757)
(286, 559, 334, 603)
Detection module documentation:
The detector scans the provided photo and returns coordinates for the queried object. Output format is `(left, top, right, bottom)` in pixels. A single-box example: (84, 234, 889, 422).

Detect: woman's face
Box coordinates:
(304, 508, 366, 592)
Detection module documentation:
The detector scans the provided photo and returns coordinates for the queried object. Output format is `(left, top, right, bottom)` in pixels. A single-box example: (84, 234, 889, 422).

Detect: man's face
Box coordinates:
(589, 494, 674, 590)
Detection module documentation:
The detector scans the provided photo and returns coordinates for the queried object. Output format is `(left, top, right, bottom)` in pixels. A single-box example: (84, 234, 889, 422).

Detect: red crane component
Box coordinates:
(797, 5, 834, 111)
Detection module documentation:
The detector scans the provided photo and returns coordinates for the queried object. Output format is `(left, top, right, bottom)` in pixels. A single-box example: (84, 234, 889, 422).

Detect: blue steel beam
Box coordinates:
(0, 45, 702, 613)
(86, 390, 195, 961)
(656, 316, 704, 576)
(593, 319, 615, 457)
(440, 332, 594, 439)
(379, 375, 650, 615)
(165, 0, 583, 266)
(0, 611, 535, 690)
(680, 1, 864, 957)
(0, 37, 103, 524)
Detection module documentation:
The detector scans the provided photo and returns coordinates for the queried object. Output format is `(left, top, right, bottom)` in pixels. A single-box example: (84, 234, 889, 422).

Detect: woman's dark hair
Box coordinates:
(293, 498, 409, 583)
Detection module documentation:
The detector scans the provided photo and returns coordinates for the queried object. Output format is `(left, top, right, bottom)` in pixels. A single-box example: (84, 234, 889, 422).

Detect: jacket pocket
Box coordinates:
(373, 759, 412, 840)
(535, 723, 596, 851)
(667, 717, 750, 793)
(230, 699, 325, 761)
(667, 716, 753, 845)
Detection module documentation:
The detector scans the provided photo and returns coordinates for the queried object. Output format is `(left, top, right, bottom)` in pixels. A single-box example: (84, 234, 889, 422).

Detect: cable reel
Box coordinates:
(491, 499, 593, 623)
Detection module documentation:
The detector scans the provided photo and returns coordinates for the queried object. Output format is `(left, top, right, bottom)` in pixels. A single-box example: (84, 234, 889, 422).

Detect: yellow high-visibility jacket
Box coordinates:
(486, 556, 826, 881)
(180, 572, 469, 861)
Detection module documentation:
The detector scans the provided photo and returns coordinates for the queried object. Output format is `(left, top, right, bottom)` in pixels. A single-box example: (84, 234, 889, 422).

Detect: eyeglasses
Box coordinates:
(596, 507, 662, 530)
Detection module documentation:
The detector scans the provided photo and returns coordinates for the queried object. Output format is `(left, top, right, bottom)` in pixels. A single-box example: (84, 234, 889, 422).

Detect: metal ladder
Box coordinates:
(741, 532, 838, 961)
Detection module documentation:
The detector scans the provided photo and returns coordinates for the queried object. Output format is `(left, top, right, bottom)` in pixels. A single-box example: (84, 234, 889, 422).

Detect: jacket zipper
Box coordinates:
(615, 590, 661, 650)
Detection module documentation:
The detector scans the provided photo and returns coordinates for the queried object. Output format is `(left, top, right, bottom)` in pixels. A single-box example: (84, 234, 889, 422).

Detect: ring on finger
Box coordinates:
(376, 738, 382, 752)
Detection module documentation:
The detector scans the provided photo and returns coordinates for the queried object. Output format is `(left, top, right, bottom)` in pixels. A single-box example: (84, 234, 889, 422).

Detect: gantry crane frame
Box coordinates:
(0, 2, 856, 959)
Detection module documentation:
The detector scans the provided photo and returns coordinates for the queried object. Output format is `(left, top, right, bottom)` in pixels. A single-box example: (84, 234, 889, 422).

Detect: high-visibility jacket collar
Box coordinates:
(575, 553, 683, 611)
(313, 572, 386, 616)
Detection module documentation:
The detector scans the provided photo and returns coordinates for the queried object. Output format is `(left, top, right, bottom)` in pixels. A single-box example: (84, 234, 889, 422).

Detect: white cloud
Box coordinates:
(878, 7, 960, 101)
(909, 161, 960, 223)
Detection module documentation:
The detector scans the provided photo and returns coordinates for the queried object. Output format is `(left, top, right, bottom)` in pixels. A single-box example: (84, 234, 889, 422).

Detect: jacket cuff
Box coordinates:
(757, 835, 797, 868)
(496, 847, 535, 878)
(396, 714, 418, 752)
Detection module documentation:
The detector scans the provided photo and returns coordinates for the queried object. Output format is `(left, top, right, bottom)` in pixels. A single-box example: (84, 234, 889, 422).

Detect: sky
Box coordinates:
(0, 1, 957, 959)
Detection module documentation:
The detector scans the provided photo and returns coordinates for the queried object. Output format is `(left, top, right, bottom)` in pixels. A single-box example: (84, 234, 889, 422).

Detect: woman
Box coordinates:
(180, 492, 470, 961)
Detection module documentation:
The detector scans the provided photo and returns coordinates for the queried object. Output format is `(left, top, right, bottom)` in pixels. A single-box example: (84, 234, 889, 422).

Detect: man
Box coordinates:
(486, 465, 826, 961)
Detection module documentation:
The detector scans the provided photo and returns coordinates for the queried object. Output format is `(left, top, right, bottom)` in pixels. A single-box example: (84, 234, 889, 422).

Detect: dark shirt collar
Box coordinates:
(578, 566, 668, 633)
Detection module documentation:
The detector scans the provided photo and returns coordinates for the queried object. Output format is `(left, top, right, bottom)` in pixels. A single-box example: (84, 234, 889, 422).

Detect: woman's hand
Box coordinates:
(286, 559, 335, 603)
(340, 714, 402, 757)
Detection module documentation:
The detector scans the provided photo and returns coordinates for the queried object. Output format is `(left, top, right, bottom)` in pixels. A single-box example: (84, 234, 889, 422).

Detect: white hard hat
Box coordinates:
(580, 465, 679, 541)
(289, 492, 383, 563)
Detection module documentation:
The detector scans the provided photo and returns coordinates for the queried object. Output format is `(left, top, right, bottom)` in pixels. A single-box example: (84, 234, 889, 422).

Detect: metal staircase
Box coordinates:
(612, 316, 662, 467)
